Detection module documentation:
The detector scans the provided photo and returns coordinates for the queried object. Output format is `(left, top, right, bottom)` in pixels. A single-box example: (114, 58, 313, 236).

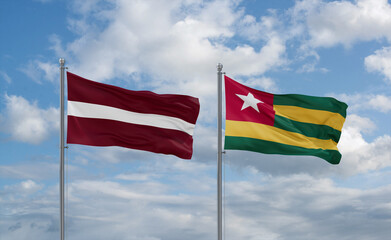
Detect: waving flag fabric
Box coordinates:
(224, 76, 347, 164)
(67, 72, 200, 159)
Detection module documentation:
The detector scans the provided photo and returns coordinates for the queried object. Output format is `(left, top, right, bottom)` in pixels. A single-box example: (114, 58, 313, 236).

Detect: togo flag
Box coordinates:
(224, 76, 348, 164)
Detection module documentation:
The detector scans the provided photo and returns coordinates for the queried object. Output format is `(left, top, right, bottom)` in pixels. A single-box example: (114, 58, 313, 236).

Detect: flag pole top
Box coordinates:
(217, 63, 223, 72)
(59, 58, 65, 65)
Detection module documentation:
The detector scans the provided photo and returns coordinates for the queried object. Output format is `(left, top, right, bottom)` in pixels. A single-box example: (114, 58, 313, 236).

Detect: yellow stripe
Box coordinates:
(225, 120, 338, 151)
(274, 105, 346, 131)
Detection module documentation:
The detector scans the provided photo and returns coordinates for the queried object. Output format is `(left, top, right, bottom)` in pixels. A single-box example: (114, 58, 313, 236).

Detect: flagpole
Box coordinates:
(59, 58, 65, 240)
(217, 63, 223, 240)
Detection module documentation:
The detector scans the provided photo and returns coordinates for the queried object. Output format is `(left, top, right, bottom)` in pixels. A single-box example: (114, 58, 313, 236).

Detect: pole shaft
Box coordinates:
(59, 58, 65, 240)
(217, 63, 223, 240)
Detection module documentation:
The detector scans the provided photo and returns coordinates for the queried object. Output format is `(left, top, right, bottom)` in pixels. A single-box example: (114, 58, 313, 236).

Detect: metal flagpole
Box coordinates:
(217, 63, 223, 240)
(59, 58, 66, 240)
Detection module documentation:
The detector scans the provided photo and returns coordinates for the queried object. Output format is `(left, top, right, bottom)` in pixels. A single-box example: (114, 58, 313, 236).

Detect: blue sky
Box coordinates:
(1, 0, 391, 239)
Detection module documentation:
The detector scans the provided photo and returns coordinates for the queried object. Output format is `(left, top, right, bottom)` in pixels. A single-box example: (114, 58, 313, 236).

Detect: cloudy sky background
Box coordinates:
(1, 0, 391, 239)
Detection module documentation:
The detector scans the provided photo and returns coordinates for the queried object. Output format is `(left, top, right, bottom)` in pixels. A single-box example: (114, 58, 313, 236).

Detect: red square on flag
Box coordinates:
(225, 75, 275, 126)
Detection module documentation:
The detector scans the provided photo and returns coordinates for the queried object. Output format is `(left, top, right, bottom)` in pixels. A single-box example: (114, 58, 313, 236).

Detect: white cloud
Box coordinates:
(2, 169, 391, 240)
(368, 94, 391, 113)
(334, 93, 391, 114)
(4, 180, 43, 196)
(242, 77, 278, 92)
(365, 46, 391, 83)
(115, 173, 157, 181)
(224, 174, 391, 240)
(0, 94, 59, 144)
(54, 0, 285, 96)
(237, 10, 283, 43)
(40, 0, 286, 130)
(19, 60, 58, 83)
(296, 61, 329, 73)
(0, 162, 61, 180)
(337, 114, 391, 175)
(0, 70, 12, 83)
(289, 0, 391, 81)
(295, 0, 391, 48)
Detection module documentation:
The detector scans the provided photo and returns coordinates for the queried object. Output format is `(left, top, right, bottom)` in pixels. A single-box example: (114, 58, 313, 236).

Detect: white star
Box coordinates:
(236, 92, 263, 112)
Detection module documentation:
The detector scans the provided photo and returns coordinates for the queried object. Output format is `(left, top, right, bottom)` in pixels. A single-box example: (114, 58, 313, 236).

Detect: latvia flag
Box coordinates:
(66, 72, 200, 159)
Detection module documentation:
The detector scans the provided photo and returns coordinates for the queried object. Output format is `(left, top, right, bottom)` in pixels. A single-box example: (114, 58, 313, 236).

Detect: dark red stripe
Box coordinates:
(67, 116, 194, 159)
(67, 72, 200, 124)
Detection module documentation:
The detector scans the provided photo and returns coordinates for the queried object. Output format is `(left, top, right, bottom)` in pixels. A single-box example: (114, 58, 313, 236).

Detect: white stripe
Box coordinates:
(67, 101, 195, 135)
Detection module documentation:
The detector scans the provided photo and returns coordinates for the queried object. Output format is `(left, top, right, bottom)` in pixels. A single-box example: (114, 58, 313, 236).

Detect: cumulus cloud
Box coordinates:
(4, 180, 43, 196)
(51, 0, 286, 95)
(224, 174, 391, 240)
(0, 162, 62, 180)
(19, 60, 58, 83)
(237, 12, 282, 42)
(334, 93, 391, 114)
(337, 114, 391, 175)
(365, 46, 391, 83)
(0, 94, 59, 144)
(2, 165, 391, 240)
(288, 0, 391, 85)
(293, 0, 391, 48)
(1, 155, 217, 239)
(368, 95, 391, 113)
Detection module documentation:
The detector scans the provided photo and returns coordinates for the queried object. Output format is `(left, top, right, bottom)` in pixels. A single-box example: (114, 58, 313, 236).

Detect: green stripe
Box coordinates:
(274, 115, 342, 142)
(273, 94, 348, 118)
(224, 136, 341, 164)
